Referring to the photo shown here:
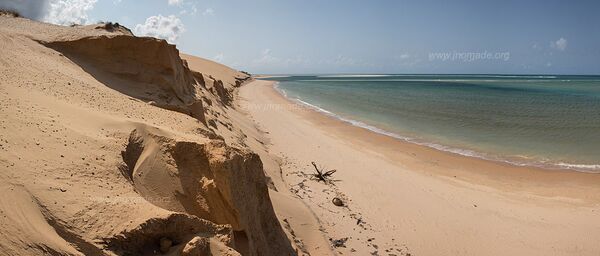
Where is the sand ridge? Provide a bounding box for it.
[0,15,302,255]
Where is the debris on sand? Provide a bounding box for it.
[330,237,348,248]
[332,197,344,207]
[311,161,336,183]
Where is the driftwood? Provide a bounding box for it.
[311,162,336,183]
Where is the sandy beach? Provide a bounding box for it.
[237,80,600,256]
[2,8,600,256]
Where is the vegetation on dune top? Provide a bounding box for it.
[0,9,20,17]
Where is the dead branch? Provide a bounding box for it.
[311,161,336,183]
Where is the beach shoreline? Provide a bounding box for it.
[238,79,600,255]
[270,77,600,174]
[257,79,600,202]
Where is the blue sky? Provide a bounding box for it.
[4,0,600,74]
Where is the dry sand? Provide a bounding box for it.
[0,15,306,255]
[237,80,600,256]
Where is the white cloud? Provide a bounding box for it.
[333,55,357,66]
[283,56,310,66]
[179,5,199,16]
[202,8,214,16]
[394,53,420,67]
[550,37,567,51]
[0,0,97,25]
[45,0,97,25]
[213,53,224,62]
[168,0,183,6]
[134,15,185,43]
[324,55,373,67]
[229,61,243,68]
[249,49,313,69]
[254,48,279,64]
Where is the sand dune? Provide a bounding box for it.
[0,15,301,255]
[45,35,200,105]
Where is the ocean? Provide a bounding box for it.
[261,75,600,172]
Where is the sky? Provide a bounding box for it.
[2,0,600,75]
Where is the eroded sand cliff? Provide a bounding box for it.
[0,14,295,255]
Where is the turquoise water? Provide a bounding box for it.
[261,75,600,172]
